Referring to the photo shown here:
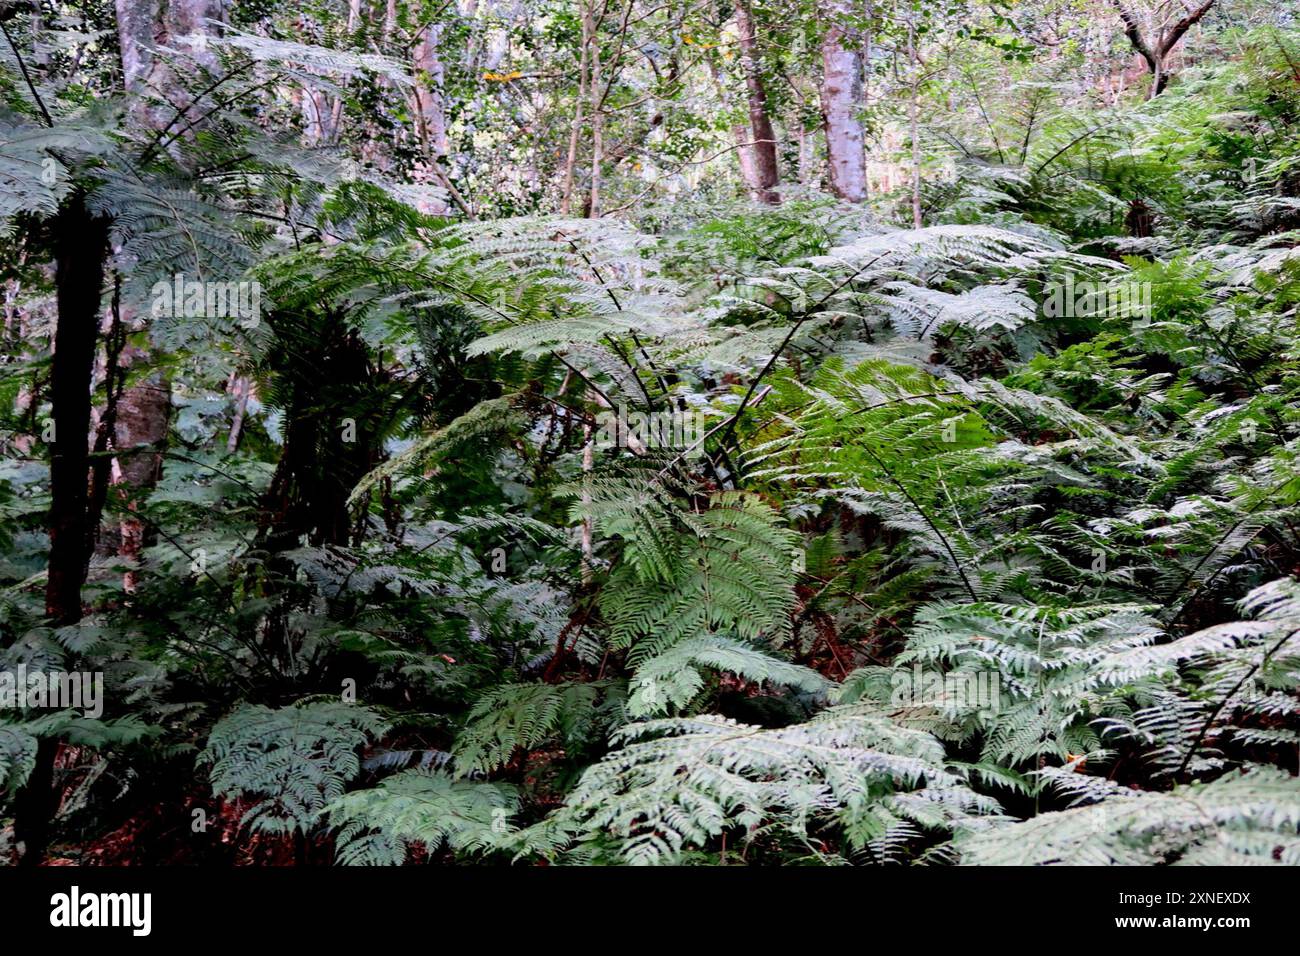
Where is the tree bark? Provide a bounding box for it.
[113,361,171,593]
[588,29,604,218]
[227,371,249,453]
[559,6,591,215]
[44,197,110,626]
[412,21,452,215]
[114,0,226,125]
[707,52,762,199]
[733,0,779,203]
[1112,0,1215,99]
[18,194,111,866]
[11,737,59,867]
[819,0,867,202]
[907,18,921,228]
[258,316,386,550]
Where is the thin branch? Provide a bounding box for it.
[1176,625,1298,777]
[713,253,889,464]
[1,21,52,126]
[859,442,980,604]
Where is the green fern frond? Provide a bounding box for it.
[203,700,390,836]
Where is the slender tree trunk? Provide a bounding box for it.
[411,22,452,215]
[114,360,171,593]
[908,19,921,228]
[362,0,399,170]
[560,10,590,216]
[327,0,366,138]
[587,17,604,218]
[707,56,762,198]
[733,0,779,203]
[227,372,249,453]
[796,123,812,184]
[413,21,452,211]
[11,735,59,866]
[300,0,361,143]
[580,423,594,585]
[819,0,867,202]
[44,197,110,624]
[17,195,110,866]
[301,89,337,145]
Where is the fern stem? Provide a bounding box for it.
[136,63,253,167]
[859,442,980,603]
[1176,625,1300,778]
[1161,473,1300,625]
[0,21,52,126]
[713,253,890,470]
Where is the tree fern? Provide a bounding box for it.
[0,724,36,798]
[324,770,517,865]
[203,700,390,836]
[957,765,1300,866]
[452,680,624,775]
[525,705,998,865]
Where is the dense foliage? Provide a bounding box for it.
[0,0,1297,866]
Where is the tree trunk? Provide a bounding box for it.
[11,736,59,867]
[587,16,604,218]
[733,0,779,203]
[227,372,250,452]
[560,4,591,215]
[413,22,452,215]
[707,55,762,200]
[113,360,171,593]
[44,197,110,625]
[1112,0,1215,99]
[907,19,922,228]
[1126,198,1154,237]
[18,194,111,866]
[114,0,226,125]
[258,316,386,550]
[819,0,867,202]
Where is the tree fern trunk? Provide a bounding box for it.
[44,194,110,624]
[20,193,110,865]
[12,738,59,868]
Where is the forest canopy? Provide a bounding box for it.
[0,0,1298,867]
